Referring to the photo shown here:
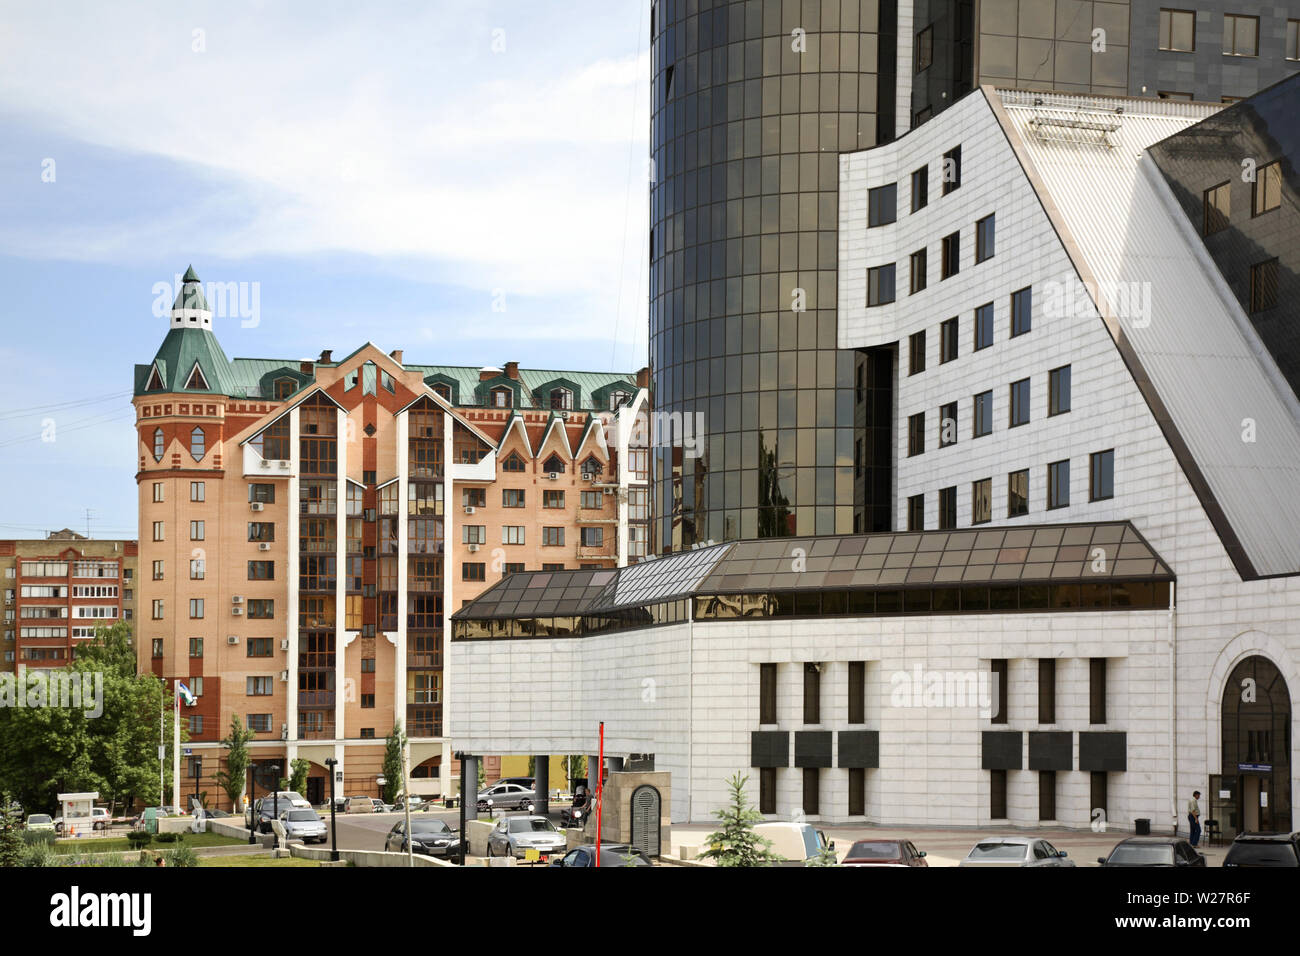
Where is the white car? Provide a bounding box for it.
[278,808,328,844]
[959,836,1075,867]
[486,815,566,861]
[752,822,835,865]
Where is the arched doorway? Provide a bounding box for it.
[1217,656,1292,837]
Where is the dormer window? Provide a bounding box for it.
[274,378,295,400]
[580,456,603,478]
[152,428,164,461]
[190,427,206,462]
[550,388,573,410]
[431,383,451,401]
[542,454,565,474]
[146,365,165,391]
[491,387,512,408]
[381,371,395,394]
[501,452,526,473]
[609,391,630,411]
[345,369,360,390]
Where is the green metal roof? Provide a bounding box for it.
[135,327,239,396]
[171,265,210,311]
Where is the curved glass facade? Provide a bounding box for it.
[650,0,896,551]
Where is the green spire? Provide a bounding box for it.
[182,264,200,283]
[172,265,210,311]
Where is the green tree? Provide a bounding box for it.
[214,716,255,811]
[381,721,406,804]
[698,773,779,867]
[562,754,586,787]
[288,758,310,798]
[0,795,24,868]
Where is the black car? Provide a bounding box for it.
[550,844,652,867]
[385,818,463,862]
[1097,836,1205,867]
[1223,831,1300,867]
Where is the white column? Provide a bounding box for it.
[441,407,454,743]
[286,406,301,745]
[396,412,409,730]
[335,406,348,742]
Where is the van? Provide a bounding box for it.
[752,822,835,865]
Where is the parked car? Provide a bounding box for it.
[1222,831,1300,867]
[494,777,535,789]
[265,791,311,810]
[486,815,566,861]
[842,838,928,867]
[278,808,328,844]
[343,796,374,814]
[25,814,54,832]
[476,783,536,812]
[1097,836,1205,867]
[960,837,1074,867]
[392,795,425,812]
[385,818,462,861]
[549,844,652,867]
[752,822,835,865]
[369,798,391,813]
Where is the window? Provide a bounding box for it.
[938,401,958,448]
[909,248,927,294]
[502,526,525,545]
[972,478,992,525]
[939,317,958,364]
[759,767,776,814]
[1009,378,1030,428]
[502,562,524,576]
[908,412,925,457]
[911,165,928,212]
[868,183,897,227]
[248,599,274,619]
[190,520,204,541]
[248,561,275,581]
[1008,469,1029,518]
[942,145,961,194]
[541,563,564,571]
[580,527,604,548]
[152,482,164,503]
[457,487,484,509]
[152,600,164,620]
[941,231,960,279]
[1010,287,1032,337]
[247,715,272,733]
[249,483,275,504]
[1089,450,1115,501]
[274,377,295,400]
[189,558,204,580]
[543,490,565,509]
[1039,772,1057,821]
[152,638,164,658]
[542,455,565,475]
[190,715,204,735]
[803,663,821,725]
[1048,365,1071,416]
[462,563,485,582]
[189,637,203,658]
[245,676,272,696]
[490,387,512,408]
[975,214,995,262]
[1203,181,1230,234]
[189,598,204,619]
[462,525,486,545]
[1223,13,1258,57]
[190,427,205,461]
[247,638,273,658]
[1289,19,1300,60]
[1038,658,1056,724]
[152,521,164,542]
[152,560,164,581]
[360,694,375,709]
[542,527,565,547]
[759,663,776,724]
[152,428,164,461]
[359,728,375,739]
[189,677,203,697]
[549,388,573,410]
[580,491,602,509]
[501,488,525,508]
[938,486,957,530]
[973,390,993,438]
[974,302,993,351]
[907,494,925,531]
[908,330,926,375]
[991,659,1008,724]
[248,522,275,542]
[990,769,1008,818]
[867,264,896,306]
[802,768,820,816]
[1158,8,1195,51]
[1090,658,1107,724]
[1250,258,1279,312]
[1252,161,1281,216]
[1048,459,1070,510]
[501,453,526,473]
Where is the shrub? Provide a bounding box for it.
[154,832,181,844]
[165,844,198,868]
[127,832,152,849]
[20,841,54,867]
[21,830,56,846]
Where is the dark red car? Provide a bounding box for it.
[842,839,928,867]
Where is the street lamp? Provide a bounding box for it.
[267,763,281,847]
[324,757,339,862]
[376,774,386,805]
[247,767,258,845]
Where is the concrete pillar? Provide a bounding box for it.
[534,756,549,816]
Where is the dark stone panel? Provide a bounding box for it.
[1028,731,1074,771]
[1079,731,1127,772]
[981,730,1023,770]
[794,730,833,768]
[837,729,880,768]
[750,730,789,768]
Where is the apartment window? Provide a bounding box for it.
[868,183,897,227]
[911,165,928,212]
[908,330,926,375]
[188,598,204,619]
[462,525,486,545]
[248,599,274,619]
[973,390,992,438]
[502,563,525,577]
[152,638,164,658]
[759,663,777,724]
[455,487,483,509]
[579,491,603,509]
[938,401,958,448]
[1048,459,1070,510]
[867,264,896,306]
[915,24,933,71]
[247,561,275,581]
[990,769,1008,818]
[361,694,375,709]
[1039,771,1057,821]
[190,481,205,502]
[190,427,205,461]
[1010,287,1032,337]
[502,488,525,508]
[152,521,164,542]
[972,478,992,525]
[247,676,273,696]
[907,494,925,531]
[248,715,272,733]
[1090,658,1108,724]
[152,560,163,581]
[502,526,525,545]
[152,482,164,503]
[152,600,164,620]
[189,558,204,581]
[942,145,961,194]
[249,483,275,504]
[542,527,565,546]
[1038,659,1056,724]
[1158,8,1195,51]
[1007,469,1030,518]
[247,638,273,658]
[1252,161,1281,216]
[975,213,995,262]
[189,637,203,658]
[848,661,865,724]
[974,302,993,351]
[1288,20,1300,60]
[1203,181,1230,234]
[1090,449,1115,502]
[941,231,960,279]
[541,563,564,571]
[462,563,485,582]
[909,248,927,294]
[190,520,204,541]
[543,490,565,509]
[501,453,526,473]
[803,663,821,724]
[1048,365,1071,416]
[580,527,603,548]
[490,387,512,408]
[248,522,275,542]
[152,428,164,461]
[190,677,203,697]
[1250,258,1279,312]
[908,412,926,457]
[939,317,958,364]
[1009,378,1030,428]
[1223,13,1258,57]
[190,715,204,735]
[361,657,375,673]
[938,486,957,530]
[759,767,776,814]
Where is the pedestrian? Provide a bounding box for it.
[1187,790,1202,847]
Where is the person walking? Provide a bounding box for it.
[1187,790,1202,847]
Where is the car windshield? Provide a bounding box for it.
[412,820,451,834]
[968,842,1026,860]
[510,818,556,833]
[846,841,903,859]
[286,811,317,822]
[28,815,51,824]
[1226,842,1298,866]
[1109,844,1174,865]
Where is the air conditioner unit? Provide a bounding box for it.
[281,724,289,740]
[227,635,239,645]
[279,639,289,651]
[231,607,244,616]
[232,595,245,604]
[548,472,559,480]
[258,542,272,552]
[603,487,615,496]
[278,460,291,470]
[464,506,476,515]
[250,502,265,512]
[467,544,480,553]
[259,460,271,469]
[586,473,597,482]
[280,670,289,682]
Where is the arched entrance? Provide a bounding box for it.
[1217,656,1292,838]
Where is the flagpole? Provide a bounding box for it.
[172,682,181,811]
[159,687,164,805]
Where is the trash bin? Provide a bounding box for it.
[1135,818,1151,835]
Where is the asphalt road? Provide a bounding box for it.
[331,808,465,851]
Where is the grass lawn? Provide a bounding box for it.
[52,831,247,854]
[198,854,324,867]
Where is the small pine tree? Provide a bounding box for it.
[214,716,255,811]
[0,796,23,868]
[698,773,779,867]
[805,841,838,866]
[381,722,406,804]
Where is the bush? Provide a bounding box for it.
[21,830,56,846]
[154,832,181,844]
[126,832,151,849]
[20,841,54,867]
[165,845,198,868]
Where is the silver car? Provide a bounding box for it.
[959,836,1075,867]
[278,808,328,844]
[476,783,536,812]
[486,815,566,861]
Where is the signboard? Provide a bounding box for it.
[524,848,540,862]
[1237,763,1271,772]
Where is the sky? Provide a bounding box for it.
[0,0,651,540]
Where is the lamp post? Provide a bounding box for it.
[247,767,257,845]
[268,763,281,848]
[324,757,339,862]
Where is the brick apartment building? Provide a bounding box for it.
[135,268,651,806]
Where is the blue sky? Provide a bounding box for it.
[0,1,650,539]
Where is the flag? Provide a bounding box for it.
[176,681,197,706]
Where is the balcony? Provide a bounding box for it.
[407,650,441,669]
[297,713,335,740]
[406,704,440,739]
[298,691,335,709]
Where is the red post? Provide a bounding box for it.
[595,721,604,867]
